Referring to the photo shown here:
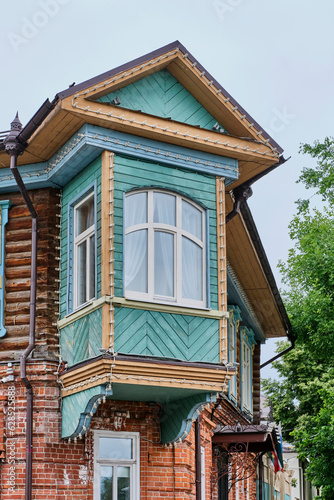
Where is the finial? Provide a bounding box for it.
[4,112,24,156]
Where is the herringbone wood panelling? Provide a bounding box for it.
[98,69,226,132]
[60,309,102,366]
[114,307,219,363]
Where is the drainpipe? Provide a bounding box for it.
[5,114,37,500]
[195,416,202,500]
[258,451,266,500]
[260,333,295,369]
[226,155,289,223]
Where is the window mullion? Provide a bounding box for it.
[176,197,182,303]
[147,192,154,299]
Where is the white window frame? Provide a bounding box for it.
[228,309,238,403]
[240,327,256,415]
[73,192,96,309]
[93,430,140,500]
[124,189,206,308]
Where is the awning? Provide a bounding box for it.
[212,423,283,462]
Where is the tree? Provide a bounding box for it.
[263,137,334,498]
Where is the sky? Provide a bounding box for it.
[1,0,332,379]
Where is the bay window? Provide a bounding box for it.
[124,190,206,308]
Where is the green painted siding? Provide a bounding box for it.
[60,157,102,318]
[114,307,219,363]
[98,69,227,132]
[113,154,218,309]
[60,309,102,366]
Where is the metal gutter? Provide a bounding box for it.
[240,201,291,335]
[239,201,296,366]
[18,97,58,144]
[4,114,37,500]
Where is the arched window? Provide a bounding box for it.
[124,190,206,308]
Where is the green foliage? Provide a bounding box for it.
[298,137,334,207]
[263,137,334,498]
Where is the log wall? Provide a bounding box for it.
[0,188,61,361]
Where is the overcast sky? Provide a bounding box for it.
[1,0,332,379]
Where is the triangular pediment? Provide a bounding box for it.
[95,69,227,133]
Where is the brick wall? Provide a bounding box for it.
[0,361,259,500]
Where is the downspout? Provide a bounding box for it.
[226,155,289,223]
[195,416,202,500]
[5,114,37,500]
[260,333,295,369]
[258,451,266,500]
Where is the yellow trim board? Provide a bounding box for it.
[58,295,112,329]
[60,357,235,397]
[113,297,229,319]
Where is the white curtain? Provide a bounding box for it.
[182,236,202,300]
[124,230,147,293]
[182,200,202,240]
[153,192,175,225]
[154,231,174,296]
[125,192,147,227]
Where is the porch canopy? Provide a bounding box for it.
[212,424,283,462]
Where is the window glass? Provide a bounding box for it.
[182,200,202,240]
[76,194,94,236]
[95,432,138,500]
[99,437,133,460]
[89,234,96,299]
[154,231,174,297]
[117,467,130,500]
[125,230,147,293]
[153,192,176,225]
[125,193,147,228]
[125,190,205,307]
[77,241,87,305]
[100,466,114,499]
[182,237,203,301]
[72,190,96,310]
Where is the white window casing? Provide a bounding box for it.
[124,190,206,308]
[73,192,96,309]
[93,430,140,500]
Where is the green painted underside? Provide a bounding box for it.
[114,307,219,363]
[98,69,226,132]
[61,382,216,442]
[60,308,102,366]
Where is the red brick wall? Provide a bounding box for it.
[0,361,259,500]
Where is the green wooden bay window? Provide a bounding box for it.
[124,189,207,309]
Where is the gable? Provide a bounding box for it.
[97,69,227,132]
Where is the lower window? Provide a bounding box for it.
[94,431,140,500]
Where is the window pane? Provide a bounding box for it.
[76,194,94,236]
[125,230,147,293]
[100,466,113,500]
[182,200,202,240]
[153,192,176,226]
[99,437,133,459]
[154,231,174,297]
[125,193,147,227]
[77,241,87,305]
[118,467,130,500]
[89,234,96,300]
[182,237,203,301]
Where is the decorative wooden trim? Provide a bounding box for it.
[61,99,277,163]
[58,295,111,329]
[101,151,115,350]
[216,177,228,363]
[60,357,235,397]
[112,296,228,319]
